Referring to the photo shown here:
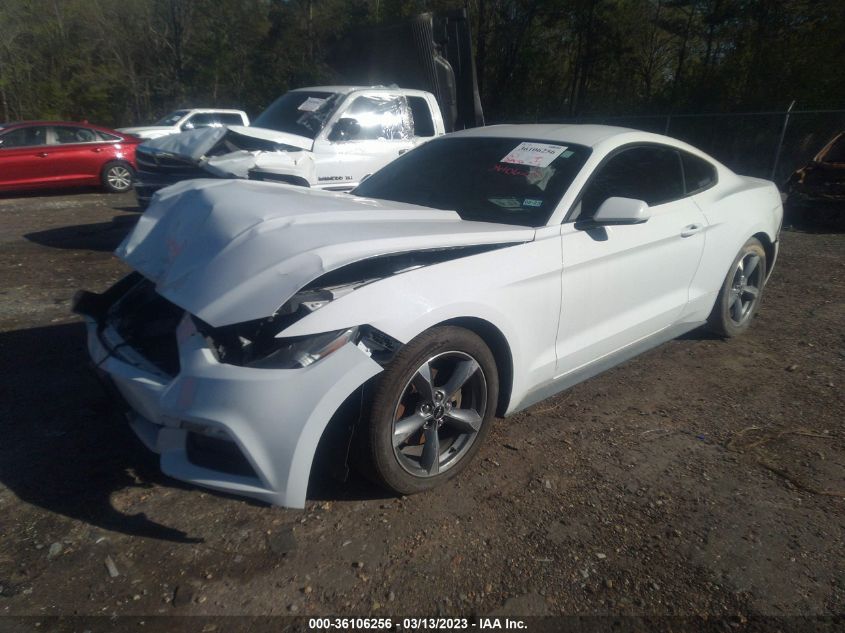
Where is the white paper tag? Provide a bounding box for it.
[500,142,568,167]
[297,97,327,112]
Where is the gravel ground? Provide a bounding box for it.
[0,190,842,623]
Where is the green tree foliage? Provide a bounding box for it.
[0,0,842,127]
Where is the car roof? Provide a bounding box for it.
[291,85,431,97]
[448,123,679,149]
[183,108,247,114]
[0,120,134,136]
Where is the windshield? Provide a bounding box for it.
[253,91,341,139]
[155,110,190,126]
[353,137,591,227]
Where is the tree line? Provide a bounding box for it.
[1,0,842,128]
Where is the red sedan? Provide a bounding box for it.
[0,121,140,194]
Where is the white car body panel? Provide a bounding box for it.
[80,124,783,508]
[556,197,707,372]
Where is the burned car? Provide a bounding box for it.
[134,86,445,208]
[786,131,845,223]
[75,125,783,508]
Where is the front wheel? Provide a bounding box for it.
[707,237,767,337]
[102,161,134,193]
[359,326,498,495]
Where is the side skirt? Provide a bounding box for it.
[510,320,706,415]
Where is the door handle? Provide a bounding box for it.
[37,152,49,158]
[680,223,703,237]
[92,147,103,153]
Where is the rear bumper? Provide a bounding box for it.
[78,294,382,508]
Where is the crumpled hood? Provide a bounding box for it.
[117,179,535,327]
[139,126,313,162]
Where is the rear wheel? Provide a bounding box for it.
[707,237,767,337]
[360,326,498,495]
[102,161,134,193]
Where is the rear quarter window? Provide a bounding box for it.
[681,151,717,194]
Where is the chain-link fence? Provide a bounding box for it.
[524,108,845,188]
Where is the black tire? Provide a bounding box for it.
[707,237,767,338]
[359,326,498,495]
[101,161,135,193]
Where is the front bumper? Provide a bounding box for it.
[80,299,382,508]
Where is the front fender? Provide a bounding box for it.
[280,239,564,413]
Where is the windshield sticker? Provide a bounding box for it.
[500,142,568,167]
[561,150,574,158]
[489,197,523,208]
[297,97,327,112]
[523,198,543,207]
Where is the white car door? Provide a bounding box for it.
[556,145,707,374]
[311,92,416,188]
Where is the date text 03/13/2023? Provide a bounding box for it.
[306,617,528,630]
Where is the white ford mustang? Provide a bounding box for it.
[74,124,783,508]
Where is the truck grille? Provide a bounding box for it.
[107,278,183,376]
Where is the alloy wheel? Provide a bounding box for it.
[107,165,133,191]
[391,351,487,477]
[728,251,763,325]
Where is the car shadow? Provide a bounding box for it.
[0,186,105,199]
[783,202,845,233]
[678,326,724,341]
[0,321,202,543]
[307,469,393,504]
[24,215,140,252]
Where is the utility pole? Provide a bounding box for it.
[771,100,796,182]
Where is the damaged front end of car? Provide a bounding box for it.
[74,236,519,507]
[72,271,387,508]
[135,125,319,208]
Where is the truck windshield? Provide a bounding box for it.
[253,91,341,140]
[353,137,591,227]
[155,110,190,126]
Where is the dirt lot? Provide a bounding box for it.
[0,190,842,624]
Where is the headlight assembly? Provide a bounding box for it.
[247,327,359,369]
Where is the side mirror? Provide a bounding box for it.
[329,117,361,142]
[592,197,650,225]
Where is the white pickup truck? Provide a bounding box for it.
[134,86,446,207]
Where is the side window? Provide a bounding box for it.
[579,146,684,219]
[182,113,217,130]
[681,151,717,194]
[408,96,435,137]
[96,130,122,142]
[1,126,48,148]
[332,95,411,141]
[216,112,245,126]
[52,126,98,144]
